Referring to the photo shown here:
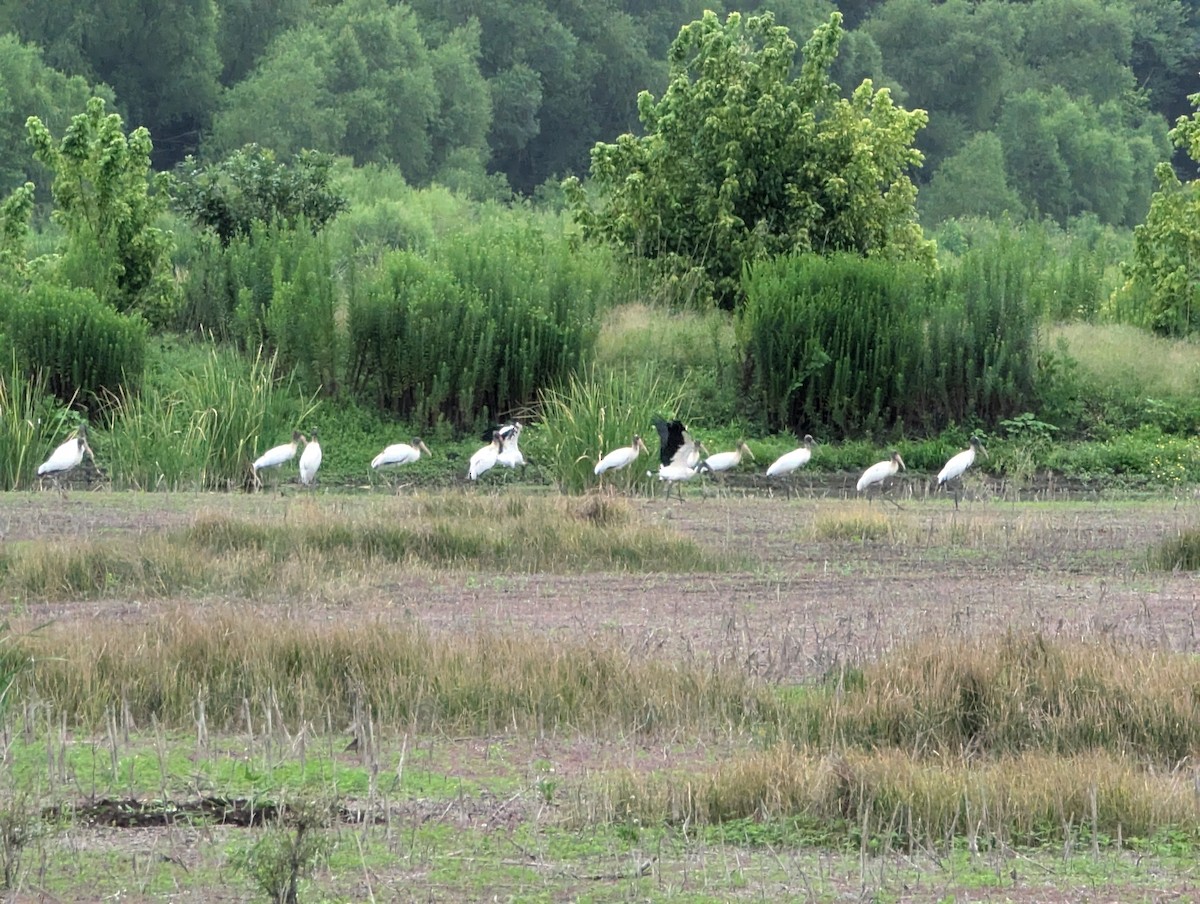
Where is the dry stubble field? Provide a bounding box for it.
[0,482,1198,902]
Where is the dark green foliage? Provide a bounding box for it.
[347,221,613,431]
[174,145,347,246]
[742,247,1040,437]
[0,282,145,410]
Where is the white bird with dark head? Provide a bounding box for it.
[495,422,525,470]
[937,436,987,508]
[594,434,648,477]
[253,430,304,474]
[651,417,705,501]
[299,426,322,486]
[38,424,96,490]
[701,441,754,481]
[372,438,431,471]
[857,451,905,498]
[468,434,502,480]
[767,435,816,477]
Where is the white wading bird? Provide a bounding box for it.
[700,440,755,484]
[594,434,648,478]
[299,426,322,486]
[468,434,502,480]
[651,418,706,501]
[765,434,817,497]
[371,438,431,490]
[936,436,988,509]
[251,430,305,490]
[495,422,525,470]
[857,451,906,504]
[38,424,96,491]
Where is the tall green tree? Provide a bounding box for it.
[1128,92,1200,336]
[0,35,112,196]
[565,11,932,307]
[27,97,175,326]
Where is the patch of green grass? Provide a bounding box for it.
[1147,527,1200,572]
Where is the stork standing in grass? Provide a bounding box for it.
[468,434,502,480]
[495,422,525,470]
[766,434,816,496]
[700,441,754,488]
[594,434,648,489]
[651,417,705,501]
[38,424,96,492]
[937,436,988,509]
[371,438,431,490]
[299,426,322,486]
[857,451,905,504]
[252,430,305,490]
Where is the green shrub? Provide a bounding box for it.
[0,281,146,410]
[347,220,616,432]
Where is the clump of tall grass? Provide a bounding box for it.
[1148,528,1200,572]
[102,343,318,490]
[811,510,904,543]
[770,632,1200,765]
[581,746,1199,849]
[2,495,743,600]
[538,365,687,494]
[0,356,76,490]
[14,610,762,734]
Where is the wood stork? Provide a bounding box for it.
[766,434,816,497]
[468,435,502,480]
[252,430,305,482]
[651,418,704,501]
[594,435,648,476]
[700,440,755,486]
[767,435,816,477]
[937,436,988,509]
[372,438,431,490]
[299,426,322,486]
[857,451,905,503]
[37,424,96,491]
[495,422,525,470]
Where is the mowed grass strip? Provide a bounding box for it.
[582,745,1200,848]
[2,494,743,600]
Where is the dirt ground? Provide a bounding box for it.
[2,488,1199,902]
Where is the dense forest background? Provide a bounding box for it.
[0,0,1196,220]
[2,0,1200,492]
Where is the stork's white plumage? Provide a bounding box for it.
[253,430,305,474]
[495,422,525,469]
[468,435,502,480]
[857,451,905,494]
[767,435,816,477]
[652,418,703,500]
[702,441,754,477]
[937,436,987,508]
[37,425,95,487]
[299,426,322,486]
[372,438,431,470]
[594,435,648,475]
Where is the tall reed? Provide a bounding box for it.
[0,356,76,490]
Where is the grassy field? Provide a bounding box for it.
[0,484,1198,901]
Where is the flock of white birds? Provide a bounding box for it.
[35,418,988,504]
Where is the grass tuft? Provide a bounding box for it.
[1148,527,1200,572]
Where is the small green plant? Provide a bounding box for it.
[231,799,331,904]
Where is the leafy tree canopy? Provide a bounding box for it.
[175,145,348,246]
[1129,92,1200,336]
[564,11,932,307]
[25,97,175,326]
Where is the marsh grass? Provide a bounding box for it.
[102,344,318,490]
[16,611,763,734]
[811,510,907,543]
[1148,527,1200,572]
[537,366,689,494]
[0,357,76,491]
[2,495,742,600]
[583,746,1199,848]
